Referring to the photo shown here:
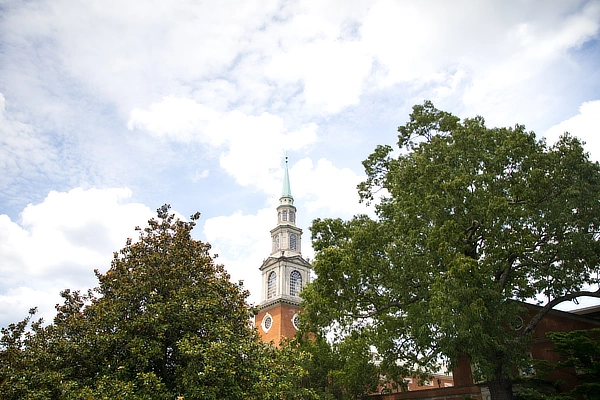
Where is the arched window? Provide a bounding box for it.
[282,211,288,221]
[289,233,297,250]
[267,271,277,299]
[289,211,295,222]
[290,270,302,296]
[274,235,280,250]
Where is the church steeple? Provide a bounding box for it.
[255,157,312,344]
[281,156,292,199]
[273,157,300,256]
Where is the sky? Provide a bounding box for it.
[1,0,600,329]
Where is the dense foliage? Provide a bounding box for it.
[302,102,600,400]
[547,328,600,399]
[284,333,381,399]
[516,328,600,400]
[0,205,312,399]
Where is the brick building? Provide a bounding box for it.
[368,303,600,400]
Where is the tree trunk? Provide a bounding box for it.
[487,374,513,400]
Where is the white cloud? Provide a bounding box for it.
[292,157,367,217]
[458,1,600,126]
[267,40,372,113]
[0,93,58,194]
[203,208,274,305]
[127,96,220,142]
[192,169,210,182]
[128,97,319,191]
[544,100,600,161]
[6,0,599,133]
[361,0,441,84]
[0,188,154,327]
[529,2,600,59]
[263,1,600,124]
[0,287,63,328]
[361,0,600,84]
[211,111,318,190]
[3,0,281,114]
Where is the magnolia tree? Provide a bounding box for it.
[301,102,600,400]
[0,206,313,399]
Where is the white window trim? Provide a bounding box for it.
[262,313,273,333]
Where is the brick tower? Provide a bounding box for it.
[255,157,311,345]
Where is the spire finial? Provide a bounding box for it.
[282,155,292,198]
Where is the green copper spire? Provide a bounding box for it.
[281,156,292,198]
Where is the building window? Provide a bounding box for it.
[290,270,302,296]
[513,316,524,330]
[262,313,273,333]
[267,272,277,299]
[289,211,295,222]
[282,211,287,221]
[289,233,297,250]
[520,353,535,377]
[274,235,279,250]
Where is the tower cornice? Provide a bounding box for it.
[270,224,302,234]
[259,255,311,271]
[258,296,302,311]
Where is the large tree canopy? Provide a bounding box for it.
[302,102,600,400]
[0,205,312,400]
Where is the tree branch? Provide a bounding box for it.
[517,288,600,340]
[498,253,518,288]
[345,295,421,319]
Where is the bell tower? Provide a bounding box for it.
[255,157,311,344]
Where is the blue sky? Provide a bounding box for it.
[1,0,600,328]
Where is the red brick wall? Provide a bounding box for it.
[525,307,600,392]
[367,385,483,400]
[450,306,600,392]
[255,302,300,346]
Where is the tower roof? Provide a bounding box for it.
[281,156,292,198]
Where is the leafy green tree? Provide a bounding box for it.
[515,328,600,400]
[548,328,600,399]
[302,102,600,400]
[0,205,311,399]
[283,332,380,399]
[328,332,381,398]
[285,335,342,399]
[0,308,66,399]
